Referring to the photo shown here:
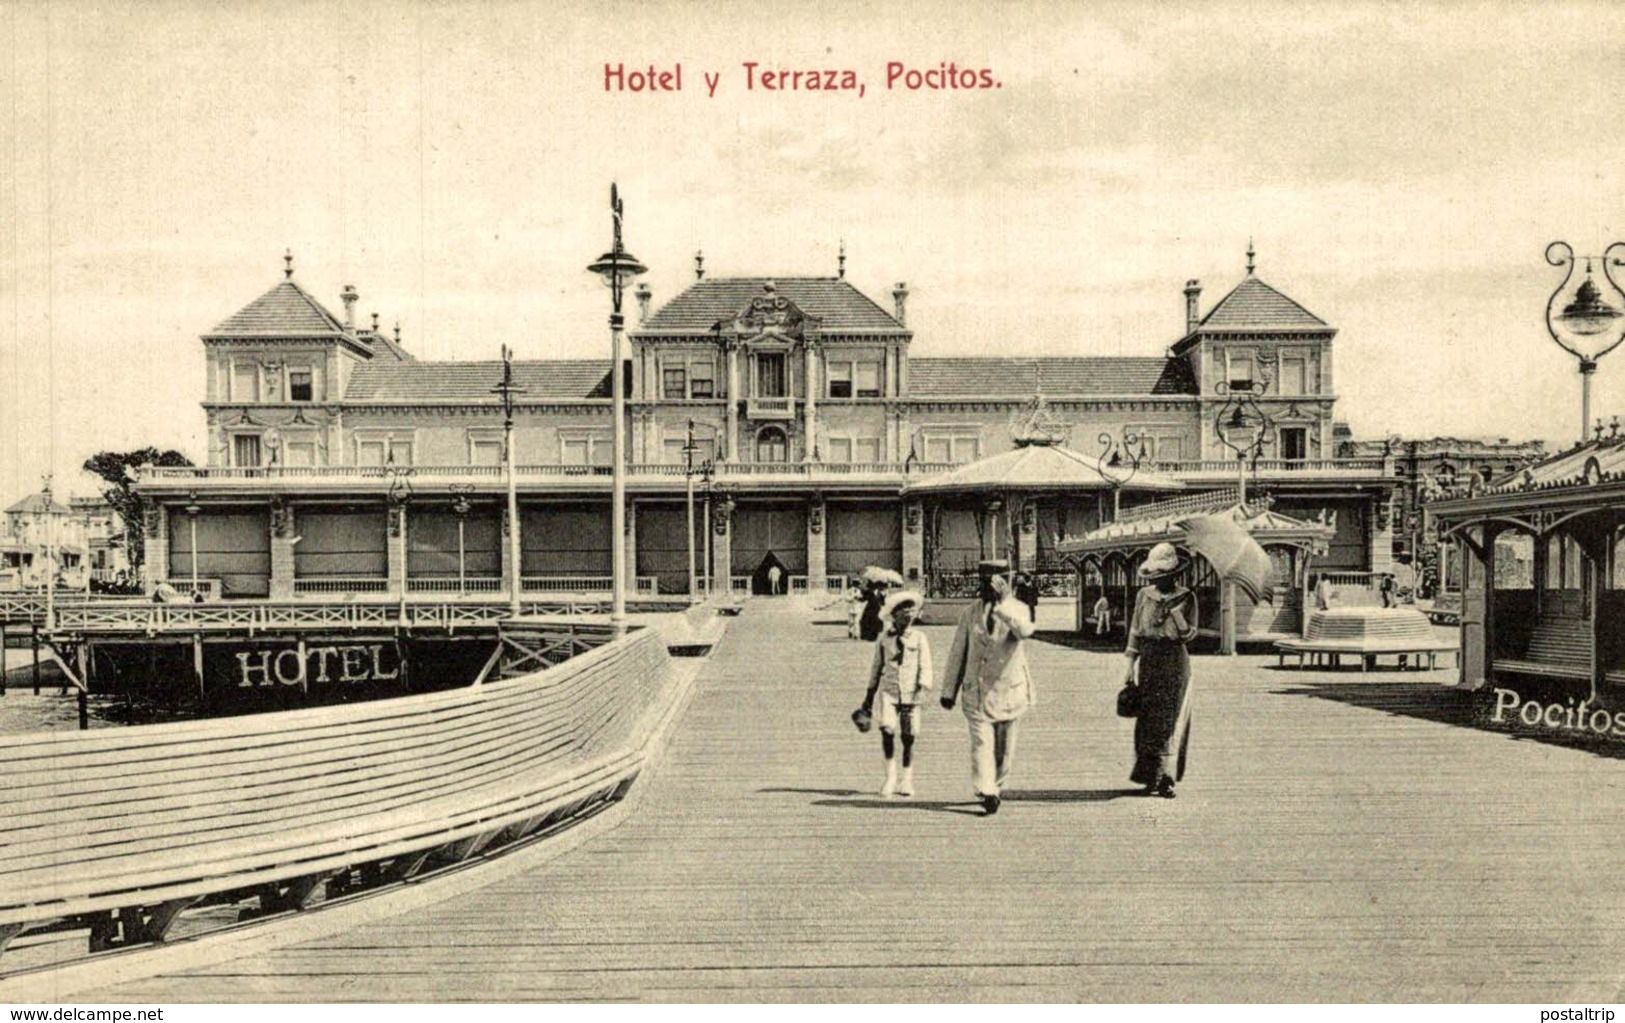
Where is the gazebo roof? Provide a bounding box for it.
[1056,497,1336,557]
[905,442,1185,496]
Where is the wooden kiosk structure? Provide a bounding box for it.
[1055,487,1335,653]
[1430,431,1625,697]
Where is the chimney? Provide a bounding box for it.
[340,284,359,328]
[635,282,652,324]
[1183,279,1201,333]
[892,282,909,326]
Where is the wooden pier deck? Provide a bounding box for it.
[76,601,1625,1002]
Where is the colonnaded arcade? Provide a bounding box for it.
[135,246,1401,602]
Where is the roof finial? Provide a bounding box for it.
[838,239,846,280]
[371,312,380,333]
[394,321,402,343]
[694,248,705,281]
[283,248,294,280]
[1246,238,1256,276]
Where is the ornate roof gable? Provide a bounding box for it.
[721,281,822,340]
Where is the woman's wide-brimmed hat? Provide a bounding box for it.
[976,559,1011,576]
[881,590,926,617]
[1137,542,1185,580]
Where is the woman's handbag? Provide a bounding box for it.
[1116,682,1143,718]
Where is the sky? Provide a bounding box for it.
[3,0,1625,504]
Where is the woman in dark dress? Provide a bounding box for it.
[858,581,887,641]
[1121,542,1200,798]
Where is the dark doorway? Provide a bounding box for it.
[752,551,790,596]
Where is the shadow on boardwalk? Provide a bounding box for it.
[1277,680,1625,761]
[761,786,1145,816]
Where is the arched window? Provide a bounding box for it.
[1435,463,1456,488]
[756,426,788,463]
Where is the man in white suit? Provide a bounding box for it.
[940,559,1036,816]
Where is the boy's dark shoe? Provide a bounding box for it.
[981,794,1000,816]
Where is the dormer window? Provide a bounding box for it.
[288,368,314,402]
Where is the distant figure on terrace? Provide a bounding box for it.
[767,564,783,596]
[1121,543,1199,799]
[1093,594,1113,635]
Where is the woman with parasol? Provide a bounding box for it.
[1121,542,1199,798]
[857,566,902,641]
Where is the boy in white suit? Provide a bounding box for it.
[859,591,933,797]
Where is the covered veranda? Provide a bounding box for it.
[1432,434,1625,697]
[905,435,1183,598]
[1055,488,1335,653]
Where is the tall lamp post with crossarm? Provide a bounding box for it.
[1545,242,1625,446]
[492,346,526,616]
[587,184,648,628]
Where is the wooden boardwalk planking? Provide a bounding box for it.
[81,602,1625,1002]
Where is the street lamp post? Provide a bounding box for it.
[587,184,649,629]
[1545,242,1625,446]
[491,346,527,616]
[682,420,701,604]
[183,491,201,602]
[1212,377,1274,657]
[700,461,714,596]
[1096,430,1148,524]
[42,475,56,629]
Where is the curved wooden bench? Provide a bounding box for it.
[1275,608,1458,671]
[0,626,674,962]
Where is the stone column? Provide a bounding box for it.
[806,494,827,593]
[712,499,734,596]
[1369,490,1395,577]
[803,341,819,461]
[902,500,925,588]
[724,339,740,460]
[144,504,169,594]
[1015,497,1038,573]
[387,502,408,599]
[269,502,296,600]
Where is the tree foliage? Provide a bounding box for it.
[82,448,194,571]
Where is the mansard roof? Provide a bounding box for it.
[206,280,351,338]
[639,277,906,334]
[344,359,611,402]
[909,357,1197,397]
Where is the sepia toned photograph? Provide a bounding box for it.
[1,0,1624,1007]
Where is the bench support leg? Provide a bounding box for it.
[140,897,202,943]
[386,851,433,883]
[0,922,25,964]
[279,873,328,912]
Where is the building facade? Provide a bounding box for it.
[0,492,123,589]
[1339,434,1547,594]
[136,251,1399,599]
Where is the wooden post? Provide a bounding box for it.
[30,622,40,694]
[0,621,7,696]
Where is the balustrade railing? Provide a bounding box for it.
[140,456,1387,486]
[406,577,504,594]
[293,576,390,595]
[520,575,658,594]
